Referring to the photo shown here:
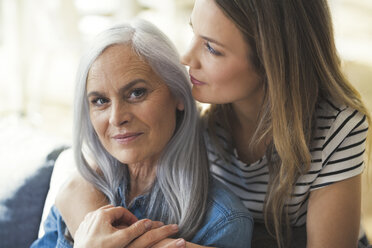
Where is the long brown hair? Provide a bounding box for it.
[206,0,370,246]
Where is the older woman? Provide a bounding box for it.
[31,20,253,248]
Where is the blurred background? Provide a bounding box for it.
[0,0,371,240]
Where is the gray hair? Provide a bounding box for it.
[73,19,209,240]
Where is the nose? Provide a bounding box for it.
[181,38,200,69]
[109,102,131,127]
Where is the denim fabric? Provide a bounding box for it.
[30,204,73,248]
[31,179,253,248]
[190,180,253,247]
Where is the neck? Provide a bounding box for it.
[229,87,270,164]
[232,103,259,129]
[231,88,265,129]
[127,161,157,203]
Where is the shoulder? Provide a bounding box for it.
[313,100,368,155]
[315,100,368,137]
[190,179,253,248]
[307,100,368,190]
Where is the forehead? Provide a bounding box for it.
[192,0,237,34]
[192,0,248,53]
[87,45,159,85]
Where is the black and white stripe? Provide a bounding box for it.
[205,100,368,226]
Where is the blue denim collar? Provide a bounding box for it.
[117,185,149,220]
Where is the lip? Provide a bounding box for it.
[112,132,143,144]
[190,74,207,86]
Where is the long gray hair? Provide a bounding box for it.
[73,19,210,240]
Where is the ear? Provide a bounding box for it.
[176,100,185,111]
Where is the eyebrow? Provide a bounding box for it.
[200,35,225,48]
[189,19,225,48]
[87,79,148,98]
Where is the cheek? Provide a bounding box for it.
[204,56,237,81]
[214,59,256,88]
[90,111,108,139]
[148,106,177,145]
[207,63,238,90]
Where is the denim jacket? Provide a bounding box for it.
[31,179,253,248]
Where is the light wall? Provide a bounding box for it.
[0,0,194,139]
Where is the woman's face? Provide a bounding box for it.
[87,45,183,166]
[181,0,263,105]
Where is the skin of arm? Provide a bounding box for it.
[55,171,108,237]
[306,174,361,248]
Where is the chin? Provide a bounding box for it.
[192,89,225,105]
[192,90,207,103]
[112,153,138,165]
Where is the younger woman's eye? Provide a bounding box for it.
[205,42,222,56]
[128,88,147,100]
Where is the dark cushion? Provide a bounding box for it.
[0,146,68,248]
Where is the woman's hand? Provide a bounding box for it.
[152,239,213,248]
[74,205,147,248]
[127,231,186,248]
[74,205,184,248]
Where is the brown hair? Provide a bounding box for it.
[205,0,370,246]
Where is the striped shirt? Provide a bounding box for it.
[205,100,368,226]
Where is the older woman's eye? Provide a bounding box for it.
[91,97,108,106]
[128,88,147,100]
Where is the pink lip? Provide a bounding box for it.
[113,132,143,144]
[190,75,207,86]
